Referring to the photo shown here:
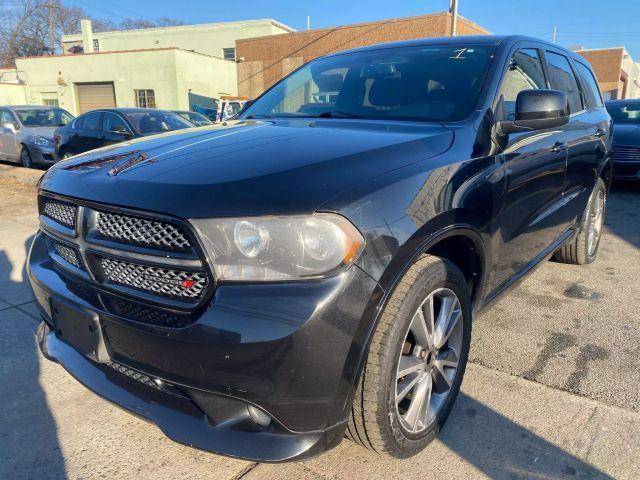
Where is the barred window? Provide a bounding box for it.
[135,89,156,108]
[223,47,236,61]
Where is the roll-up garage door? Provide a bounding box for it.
[76,82,116,113]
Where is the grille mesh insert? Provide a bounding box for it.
[96,211,192,252]
[42,199,77,229]
[100,257,207,300]
[107,361,161,390]
[50,239,84,270]
[103,297,193,328]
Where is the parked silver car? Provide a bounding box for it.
[0,106,74,168]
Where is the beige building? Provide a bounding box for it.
[1,18,294,115]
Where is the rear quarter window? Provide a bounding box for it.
[574,61,604,108]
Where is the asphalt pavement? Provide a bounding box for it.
[0,175,638,479]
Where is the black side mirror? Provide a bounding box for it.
[498,89,569,135]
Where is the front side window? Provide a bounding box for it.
[606,101,640,124]
[574,61,603,108]
[545,51,583,115]
[13,108,73,127]
[103,112,130,133]
[496,48,546,121]
[241,44,497,123]
[135,89,156,108]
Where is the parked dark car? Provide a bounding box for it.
[54,108,193,158]
[0,106,74,167]
[29,36,611,462]
[173,110,213,126]
[606,99,640,180]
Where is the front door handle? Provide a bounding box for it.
[594,128,606,138]
[551,141,568,153]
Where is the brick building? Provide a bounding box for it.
[236,12,489,98]
[574,47,640,100]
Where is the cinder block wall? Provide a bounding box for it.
[236,13,489,98]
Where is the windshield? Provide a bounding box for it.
[179,112,212,126]
[241,44,496,123]
[606,102,640,124]
[15,108,74,127]
[124,111,193,134]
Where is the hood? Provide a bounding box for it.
[40,119,453,219]
[22,126,57,139]
[612,123,640,146]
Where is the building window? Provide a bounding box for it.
[93,39,100,52]
[41,92,59,107]
[223,47,236,61]
[135,89,156,108]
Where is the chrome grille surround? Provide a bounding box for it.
[100,257,208,300]
[612,145,640,162]
[96,210,191,252]
[41,198,77,228]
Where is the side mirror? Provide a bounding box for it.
[498,89,569,135]
[1,122,16,133]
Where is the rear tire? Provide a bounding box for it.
[554,178,606,265]
[20,145,32,168]
[347,255,471,458]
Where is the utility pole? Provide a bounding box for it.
[552,25,557,43]
[48,0,55,55]
[450,0,459,37]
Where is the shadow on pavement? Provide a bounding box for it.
[0,236,67,479]
[439,392,613,480]
[606,181,640,249]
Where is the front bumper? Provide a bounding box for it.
[28,230,382,461]
[29,144,58,164]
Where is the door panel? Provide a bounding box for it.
[0,110,19,161]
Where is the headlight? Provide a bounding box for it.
[33,135,52,147]
[191,213,365,281]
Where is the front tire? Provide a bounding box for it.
[554,178,606,265]
[347,255,471,458]
[20,145,33,168]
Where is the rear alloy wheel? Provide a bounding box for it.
[20,146,33,168]
[554,178,606,265]
[347,255,471,458]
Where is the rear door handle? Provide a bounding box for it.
[594,128,606,138]
[551,141,568,153]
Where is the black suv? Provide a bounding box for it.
[54,108,193,158]
[29,36,611,462]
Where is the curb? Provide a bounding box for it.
[0,164,43,188]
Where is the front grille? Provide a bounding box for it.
[613,163,640,177]
[612,145,640,163]
[106,361,162,390]
[96,211,192,252]
[100,257,208,301]
[41,198,77,229]
[50,239,84,270]
[103,296,193,328]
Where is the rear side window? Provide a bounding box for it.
[496,48,546,121]
[574,61,604,108]
[82,112,102,131]
[545,51,583,114]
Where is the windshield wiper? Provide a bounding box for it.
[316,111,363,119]
[245,114,273,119]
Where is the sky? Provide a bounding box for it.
[66,0,640,58]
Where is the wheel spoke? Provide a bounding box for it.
[434,348,459,390]
[397,355,424,380]
[418,374,433,428]
[402,373,430,430]
[396,373,421,404]
[434,295,462,349]
[410,301,433,350]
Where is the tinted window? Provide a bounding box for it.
[496,48,546,121]
[82,112,102,131]
[123,111,192,134]
[574,61,603,108]
[73,116,84,129]
[103,112,130,133]
[606,101,640,124]
[0,110,13,126]
[545,52,583,114]
[242,44,497,122]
